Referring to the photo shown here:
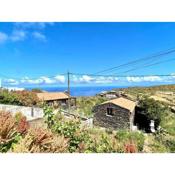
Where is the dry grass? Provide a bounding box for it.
[0,111,17,143]
[12,128,69,153]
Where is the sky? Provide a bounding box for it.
[0,22,175,87]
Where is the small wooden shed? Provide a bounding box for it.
[93,97,137,130]
[37,92,76,107]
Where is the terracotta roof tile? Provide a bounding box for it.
[37,92,69,101]
[102,97,136,112]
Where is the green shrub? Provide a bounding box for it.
[43,105,57,128]
[150,141,168,153]
[0,89,41,107]
[115,130,129,142]
[44,105,90,152]
[129,132,145,152]
[43,106,145,153]
[0,89,21,106]
[115,130,145,152]
[139,97,166,127]
[165,139,175,152]
[84,132,120,153]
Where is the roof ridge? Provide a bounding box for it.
[102,97,136,112]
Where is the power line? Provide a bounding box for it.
[94,47,175,75]
[114,57,175,75]
[69,72,175,78]
[1,47,175,82]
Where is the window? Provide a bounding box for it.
[107,107,114,116]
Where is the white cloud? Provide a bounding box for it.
[95,76,119,84]
[10,30,26,41]
[40,76,56,84]
[32,32,46,41]
[3,79,19,85]
[14,22,54,30]
[79,75,95,83]
[20,77,43,84]
[127,75,163,83]
[0,32,8,43]
[0,23,54,44]
[71,75,119,84]
[54,75,66,83]
[3,73,175,86]
[5,75,66,86]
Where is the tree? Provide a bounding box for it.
[139,97,166,127]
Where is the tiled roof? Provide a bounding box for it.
[37,92,69,101]
[102,97,136,112]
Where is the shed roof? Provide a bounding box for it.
[102,97,136,112]
[37,92,70,101]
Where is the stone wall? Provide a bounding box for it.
[0,104,43,120]
[93,103,134,130]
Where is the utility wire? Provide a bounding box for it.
[114,57,175,75]
[94,47,175,75]
[69,56,175,77]
[69,72,175,78]
[1,47,175,81]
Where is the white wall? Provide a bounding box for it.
[0,104,43,120]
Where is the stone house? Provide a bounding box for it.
[37,92,76,108]
[93,97,137,130]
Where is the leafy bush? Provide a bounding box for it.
[0,89,22,105]
[115,130,130,142]
[43,105,56,128]
[53,118,90,152]
[77,96,106,117]
[14,90,40,107]
[89,133,117,153]
[139,97,166,127]
[43,106,146,153]
[0,89,41,107]
[149,141,168,153]
[165,139,175,152]
[130,132,145,152]
[44,105,86,152]
[115,130,145,152]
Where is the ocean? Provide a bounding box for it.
[26,86,126,97]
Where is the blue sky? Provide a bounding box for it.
[0,22,175,87]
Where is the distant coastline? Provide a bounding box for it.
[26,86,126,97]
[4,83,175,97]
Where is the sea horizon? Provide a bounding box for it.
[26,85,127,97]
[4,83,175,97]
[25,83,174,97]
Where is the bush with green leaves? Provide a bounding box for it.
[85,133,118,153]
[0,89,22,106]
[139,97,166,127]
[43,105,90,152]
[0,89,41,107]
[115,130,145,152]
[76,96,106,117]
[43,105,56,128]
[164,139,175,152]
[43,106,125,153]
